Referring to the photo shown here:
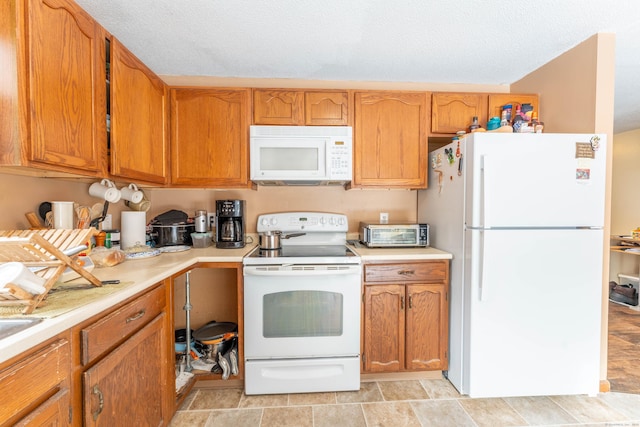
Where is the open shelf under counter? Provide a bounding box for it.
[610,235,640,255]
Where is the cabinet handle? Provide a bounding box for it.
[398,270,414,276]
[400,296,405,310]
[126,309,146,323]
[92,385,104,421]
[409,295,413,309]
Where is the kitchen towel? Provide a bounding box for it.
[121,211,146,250]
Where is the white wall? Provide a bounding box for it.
[609,129,640,283]
[611,128,640,234]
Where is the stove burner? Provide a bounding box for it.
[250,245,356,259]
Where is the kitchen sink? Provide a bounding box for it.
[0,318,42,340]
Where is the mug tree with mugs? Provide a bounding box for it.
[89,179,144,205]
[88,179,149,229]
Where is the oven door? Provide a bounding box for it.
[243,264,361,359]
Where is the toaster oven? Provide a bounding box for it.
[359,222,429,248]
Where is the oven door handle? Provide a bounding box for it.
[243,266,361,276]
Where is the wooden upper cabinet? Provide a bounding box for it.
[304,91,349,125]
[253,89,303,125]
[109,38,168,184]
[431,93,488,135]
[0,0,106,176]
[170,88,251,187]
[353,91,428,188]
[488,93,539,120]
[253,89,349,125]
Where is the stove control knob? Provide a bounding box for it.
[338,217,346,226]
[270,218,278,226]
[328,217,335,225]
[260,218,269,227]
[319,216,327,225]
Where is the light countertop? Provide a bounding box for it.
[0,244,255,364]
[0,242,451,364]
[348,244,452,261]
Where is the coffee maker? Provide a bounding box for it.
[215,200,245,248]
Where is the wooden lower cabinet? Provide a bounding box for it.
[14,389,70,427]
[362,260,449,373]
[0,335,71,426]
[83,314,165,426]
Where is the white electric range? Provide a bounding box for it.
[243,212,362,395]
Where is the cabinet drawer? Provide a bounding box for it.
[364,261,448,283]
[81,284,165,365]
[0,339,69,425]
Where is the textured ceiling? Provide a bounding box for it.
[74,0,640,134]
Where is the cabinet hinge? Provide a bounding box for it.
[69,406,73,424]
[362,293,365,303]
[362,353,366,365]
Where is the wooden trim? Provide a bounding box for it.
[361,370,443,382]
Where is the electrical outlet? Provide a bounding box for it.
[379,212,389,224]
[101,214,112,230]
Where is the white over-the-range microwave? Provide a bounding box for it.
[249,125,353,185]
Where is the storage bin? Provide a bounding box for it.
[190,232,212,248]
[618,273,639,293]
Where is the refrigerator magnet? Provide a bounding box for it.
[576,169,591,180]
[575,142,596,159]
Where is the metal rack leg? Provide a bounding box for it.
[184,270,193,372]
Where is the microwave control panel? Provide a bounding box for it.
[328,140,352,180]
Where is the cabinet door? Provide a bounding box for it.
[170,88,250,186]
[27,0,104,174]
[253,89,304,125]
[354,91,428,188]
[363,284,405,372]
[405,284,448,370]
[431,93,488,135]
[488,94,539,121]
[83,314,165,426]
[305,91,349,125]
[110,39,168,184]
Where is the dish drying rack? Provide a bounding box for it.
[0,228,102,314]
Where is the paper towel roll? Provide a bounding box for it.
[121,211,146,250]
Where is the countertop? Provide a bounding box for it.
[0,242,451,364]
[348,244,452,260]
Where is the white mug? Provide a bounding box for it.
[125,189,151,212]
[89,179,121,203]
[120,183,143,204]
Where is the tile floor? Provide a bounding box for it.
[170,302,640,426]
[170,379,640,426]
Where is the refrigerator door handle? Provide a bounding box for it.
[480,155,491,229]
[478,229,486,301]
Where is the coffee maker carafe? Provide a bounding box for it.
[215,200,245,248]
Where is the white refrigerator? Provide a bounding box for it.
[418,132,606,398]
